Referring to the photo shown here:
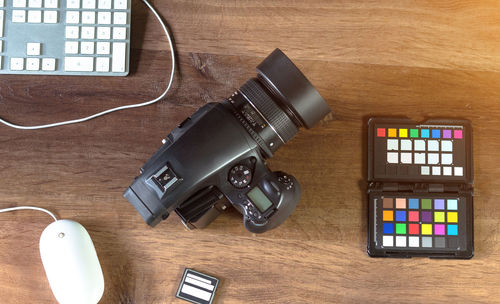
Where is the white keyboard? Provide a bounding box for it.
[0,0,131,76]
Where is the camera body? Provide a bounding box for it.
[124,49,331,233]
[124,99,301,233]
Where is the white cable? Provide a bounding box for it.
[0,0,175,130]
[0,206,58,222]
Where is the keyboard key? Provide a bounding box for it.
[44,11,58,23]
[112,42,126,72]
[0,41,3,52]
[42,58,56,71]
[12,10,27,23]
[13,0,27,7]
[0,56,3,69]
[66,11,79,23]
[97,26,111,39]
[113,12,127,25]
[114,0,127,9]
[96,57,109,72]
[65,41,79,54]
[0,0,3,7]
[44,0,59,8]
[26,58,40,70]
[65,57,94,71]
[81,26,95,39]
[28,0,42,8]
[98,0,111,9]
[97,12,111,24]
[0,10,4,37]
[67,0,80,8]
[113,27,126,39]
[82,11,95,24]
[65,26,79,38]
[81,42,95,54]
[26,42,41,55]
[82,0,96,9]
[28,10,42,23]
[10,58,24,70]
[96,42,110,54]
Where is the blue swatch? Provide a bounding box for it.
[448,224,458,235]
[383,223,393,234]
[421,129,430,138]
[395,211,406,222]
[408,199,419,209]
[432,129,441,138]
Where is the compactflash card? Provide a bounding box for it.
[176,269,219,304]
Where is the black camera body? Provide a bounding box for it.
[124,49,331,233]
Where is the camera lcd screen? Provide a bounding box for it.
[247,187,273,212]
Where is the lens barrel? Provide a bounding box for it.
[239,79,298,143]
[238,49,330,146]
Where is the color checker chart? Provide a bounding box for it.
[380,197,460,249]
[368,194,472,258]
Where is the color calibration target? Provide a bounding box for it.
[378,197,461,250]
[374,125,466,179]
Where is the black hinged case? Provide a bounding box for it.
[367,117,474,258]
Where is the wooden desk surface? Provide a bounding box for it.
[1,1,500,303]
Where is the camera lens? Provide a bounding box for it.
[237,49,330,146]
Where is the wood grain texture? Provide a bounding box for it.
[1,0,500,303]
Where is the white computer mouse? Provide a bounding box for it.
[39,220,105,304]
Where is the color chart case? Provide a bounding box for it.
[367,118,474,259]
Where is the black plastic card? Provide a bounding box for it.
[176,269,219,304]
[367,118,474,259]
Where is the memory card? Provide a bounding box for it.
[176,268,219,304]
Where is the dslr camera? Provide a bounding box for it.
[124,49,331,233]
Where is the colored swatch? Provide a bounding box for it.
[380,197,461,249]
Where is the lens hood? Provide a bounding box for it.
[256,49,331,129]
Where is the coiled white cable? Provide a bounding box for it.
[0,0,175,130]
[0,206,58,222]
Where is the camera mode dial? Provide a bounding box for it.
[229,165,252,188]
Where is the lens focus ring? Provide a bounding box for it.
[239,79,298,143]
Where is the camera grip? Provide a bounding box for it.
[239,171,301,233]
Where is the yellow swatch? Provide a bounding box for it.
[421,224,432,235]
[434,212,445,223]
[399,129,408,137]
[447,212,458,223]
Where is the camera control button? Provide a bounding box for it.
[278,175,292,185]
[229,165,252,188]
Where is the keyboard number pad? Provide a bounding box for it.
[12,0,60,23]
[64,0,129,73]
